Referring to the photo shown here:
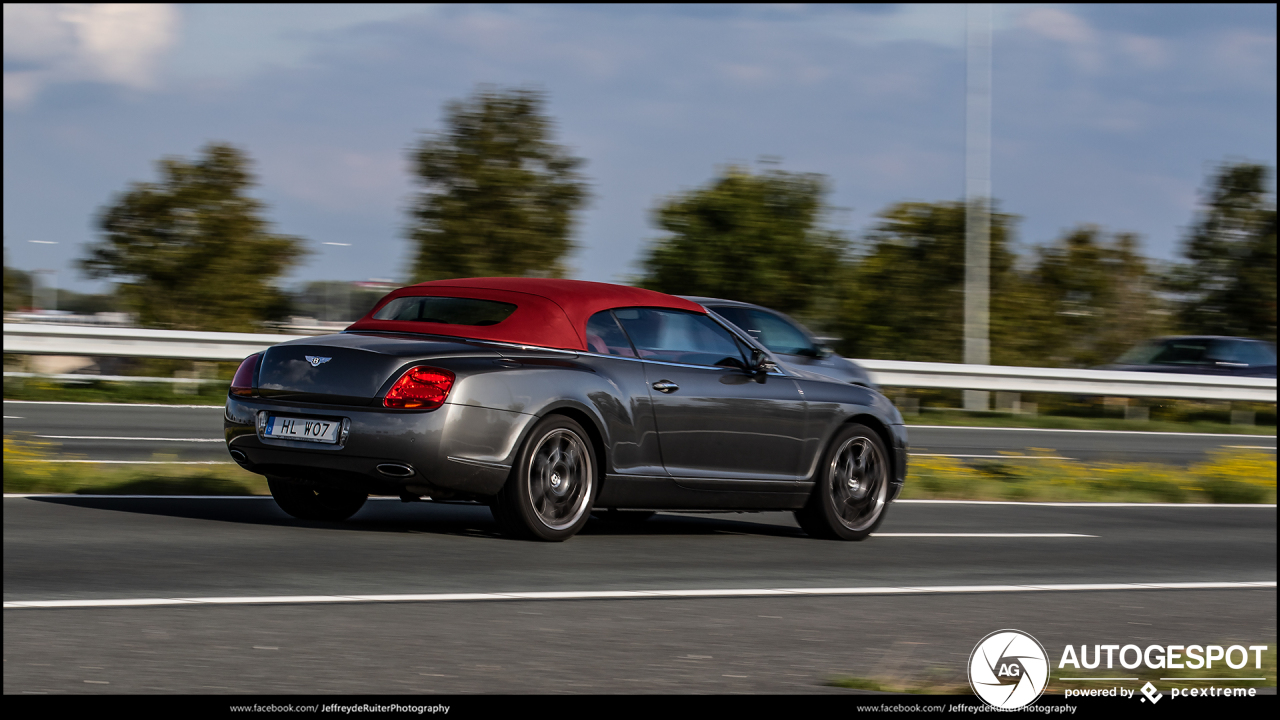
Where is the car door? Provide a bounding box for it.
[612,307,807,483]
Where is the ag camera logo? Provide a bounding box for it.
[969,629,1050,709]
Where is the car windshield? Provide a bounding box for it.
[711,306,819,356]
[372,296,517,326]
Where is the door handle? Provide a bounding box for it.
[652,380,679,393]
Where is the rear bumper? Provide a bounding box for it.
[223,396,534,498]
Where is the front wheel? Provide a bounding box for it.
[794,424,890,540]
[492,415,598,541]
[267,476,368,521]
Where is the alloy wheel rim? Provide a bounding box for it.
[527,429,592,531]
[828,436,887,532]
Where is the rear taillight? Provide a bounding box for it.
[229,353,261,397]
[384,366,455,409]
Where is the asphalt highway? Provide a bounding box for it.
[4,496,1275,693]
[5,400,1276,465]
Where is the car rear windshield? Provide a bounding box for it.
[372,296,517,326]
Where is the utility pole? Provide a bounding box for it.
[322,242,352,322]
[28,240,59,314]
[964,3,992,411]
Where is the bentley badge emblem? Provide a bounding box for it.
[305,356,332,367]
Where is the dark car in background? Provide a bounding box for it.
[225,278,907,542]
[682,296,879,390]
[1098,336,1277,378]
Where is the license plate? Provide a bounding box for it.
[264,415,340,443]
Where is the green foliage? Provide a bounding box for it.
[79,142,307,332]
[831,201,1026,363]
[407,87,589,281]
[1168,161,1277,343]
[52,288,122,315]
[638,166,848,317]
[1028,227,1168,367]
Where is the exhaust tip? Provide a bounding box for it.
[377,463,415,478]
[229,449,248,464]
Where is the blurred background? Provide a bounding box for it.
[3,4,1276,419]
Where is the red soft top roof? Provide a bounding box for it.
[345,277,706,351]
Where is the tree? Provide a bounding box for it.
[79,143,306,332]
[638,166,848,318]
[831,201,1031,364]
[1029,227,1167,367]
[407,87,589,281]
[1167,162,1277,343]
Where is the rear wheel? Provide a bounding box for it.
[794,424,889,540]
[267,476,368,521]
[492,415,598,541]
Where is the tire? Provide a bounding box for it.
[267,475,368,522]
[794,424,890,540]
[492,415,599,541]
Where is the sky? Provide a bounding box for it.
[3,3,1276,295]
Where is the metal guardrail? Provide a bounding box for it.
[4,323,292,362]
[4,323,1276,402]
[857,359,1276,403]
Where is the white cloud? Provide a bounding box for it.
[4,3,178,106]
[1119,35,1169,71]
[1018,6,1102,72]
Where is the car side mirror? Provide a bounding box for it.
[818,345,834,359]
[749,349,778,378]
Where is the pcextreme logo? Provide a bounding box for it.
[969,629,1050,709]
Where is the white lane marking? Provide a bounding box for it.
[13,460,233,465]
[896,500,1277,508]
[907,425,1276,439]
[34,435,223,442]
[911,453,1072,460]
[1223,445,1276,450]
[5,581,1273,610]
[873,533,1095,538]
[2,400,222,408]
[5,415,23,419]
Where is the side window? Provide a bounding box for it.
[1149,340,1211,366]
[584,311,637,357]
[614,308,746,368]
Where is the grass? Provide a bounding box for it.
[830,672,971,694]
[904,408,1275,436]
[3,434,269,495]
[3,377,228,406]
[901,450,1276,504]
[6,377,1277,436]
[6,432,1274,503]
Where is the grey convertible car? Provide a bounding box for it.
[224,278,907,541]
